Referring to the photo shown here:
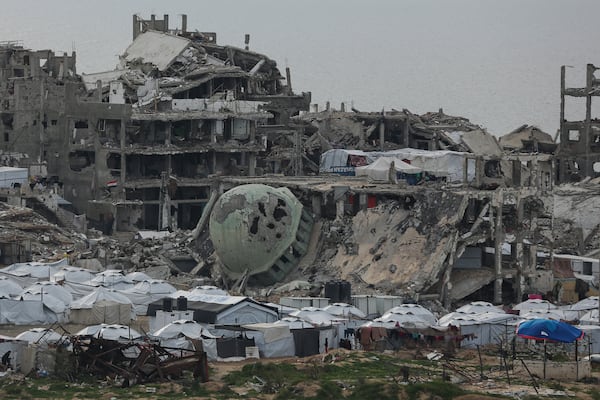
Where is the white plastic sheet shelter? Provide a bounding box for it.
[15,328,64,345]
[580,309,599,325]
[370,149,473,182]
[263,302,298,318]
[125,271,153,283]
[568,297,599,319]
[0,167,28,188]
[0,259,68,286]
[455,301,503,315]
[512,299,558,315]
[438,311,518,348]
[319,149,371,174]
[120,279,176,315]
[70,287,135,325]
[74,324,109,337]
[52,267,96,284]
[322,303,367,319]
[520,309,566,321]
[95,324,142,341]
[274,317,315,330]
[170,286,229,300]
[371,313,431,328]
[0,299,46,324]
[0,334,28,371]
[381,304,438,325]
[21,292,67,316]
[242,323,295,358]
[22,281,73,307]
[0,276,23,297]
[288,308,346,326]
[87,270,134,290]
[151,320,217,360]
[122,31,191,72]
[355,157,422,182]
[577,325,600,354]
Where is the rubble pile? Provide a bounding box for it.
[309,192,465,297]
[0,202,86,260]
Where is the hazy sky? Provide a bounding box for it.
[1,0,599,136]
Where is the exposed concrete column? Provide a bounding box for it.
[514,197,525,302]
[312,194,322,218]
[211,151,217,174]
[336,198,345,220]
[167,154,172,174]
[402,115,410,148]
[463,157,469,185]
[248,153,256,176]
[475,157,483,188]
[165,121,172,145]
[120,118,126,182]
[379,119,385,151]
[359,193,368,211]
[441,232,459,309]
[493,191,504,304]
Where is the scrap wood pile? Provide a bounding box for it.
[72,336,208,386]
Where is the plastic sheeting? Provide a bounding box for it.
[70,301,133,325]
[0,299,46,324]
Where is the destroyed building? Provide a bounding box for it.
[0,15,310,233]
[556,63,600,182]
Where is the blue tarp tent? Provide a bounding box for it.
[517,319,584,343]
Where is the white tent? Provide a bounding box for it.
[151,320,217,360]
[120,279,176,315]
[580,309,599,325]
[87,271,134,290]
[288,308,346,326]
[322,303,367,319]
[512,299,558,314]
[95,324,142,341]
[355,157,422,182]
[0,299,47,324]
[455,301,503,315]
[274,317,315,330]
[0,276,23,297]
[74,324,109,337]
[52,267,96,284]
[520,309,566,321]
[242,323,296,358]
[570,296,599,311]
[381,304,438,325]
[22,282,73,307]
[438,311,518,348]
[125,271,153,283]
[15,328,64,345]
[70,287,135,324]
[0,259,69,286]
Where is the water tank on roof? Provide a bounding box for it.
[177,296,188,311]
[163,297,173,312]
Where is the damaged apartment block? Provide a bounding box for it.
[34,14,310,233]
[557,64,600,182]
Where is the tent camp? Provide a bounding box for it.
[87,271,134,290]
[51,267,96,285]
[322,303,367,319]
[22,282,73,307]
[15,328,65,346]
[381,304,438,325]
[319,149,371,175]
[355,157,422,183]
[512,299,558,315]
[0,298,47,324]
[70,287,135,324]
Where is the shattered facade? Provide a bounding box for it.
[557,63,600,182]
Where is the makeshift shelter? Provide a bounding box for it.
[355,157,422,183]
[0,334,28,371]
[51,267,96,284]
[381,304,438,325]
[70,287,135,324]
[0,298,46,324]
[439,311,519,348]
[322,303,367,319]
[512,299,558,315]
[94,324,142,341]
[0,259,69,286]
[120,279,177,315]
[242,323,296,358]
[288,308,345,326]
[455,301,502,315]
[125,271,153,283]
[319,149,370,175]
[568,296,599,319]
[516,319,586,380]
[0,276,23,297]
[22,281,73,307]
[580,309,599,325]
[151,319,218,360]
[15,328,64,346]
[87,271,134,290]
[274,317,321,357]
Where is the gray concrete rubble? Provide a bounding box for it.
[0,14,599,310]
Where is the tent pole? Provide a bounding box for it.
[576,340,579,380]
[543,341,547,380]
